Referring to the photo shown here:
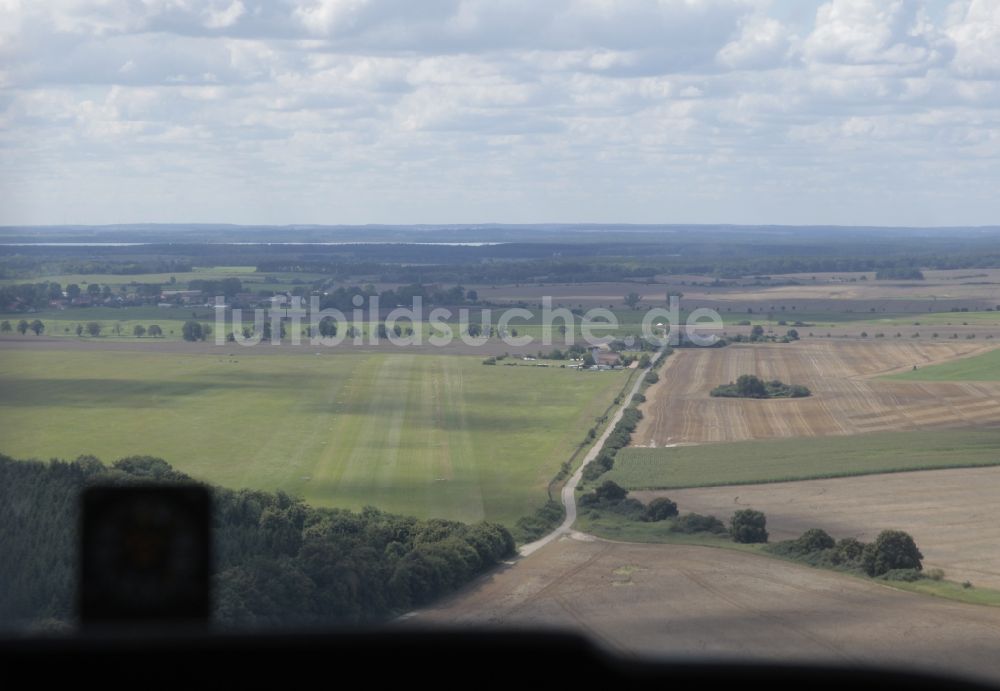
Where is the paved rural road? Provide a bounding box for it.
[519,353,660,557]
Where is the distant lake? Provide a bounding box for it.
[0,241,505,247]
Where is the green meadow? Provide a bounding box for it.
[885,346,1000,381]
[605,429,1000,490]
[0,348,627,525]
[0,266,262,287]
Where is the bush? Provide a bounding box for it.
[610,497,646,520]
[182,320,205,342]
[642,497,678,522]
[736,374,766,397]
[792,528,835,554]
[670,513,727,535]
[513,500,565,543]
[861,530,923,577]
[581,459,611,482]
[768,528,835,560]
[730,509,768,544]
[594,480,627,503]
[832,537,866,566]
[879,568,924,582]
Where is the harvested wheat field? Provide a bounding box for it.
[635,341,1000,446]
[636,466,1000,590]
[408,535,1000,683]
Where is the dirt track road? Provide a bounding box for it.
[519,350,659,557]
[409,535,1000,684]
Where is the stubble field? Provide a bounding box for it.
[409,535,1000,683]
[633,465,1000,591]
[633,341,1000,446]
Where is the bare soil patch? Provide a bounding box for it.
[636,466,1000,590]
[409,535,1000,683]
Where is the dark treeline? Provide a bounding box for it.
[314,283,476,311]
[874,267,925,280]
[6,229,1000,283]
[0,282,64,310]
[188,277,243,297]
[0,255,192,280]
[262,253,1000,285]
[0,454,515,632]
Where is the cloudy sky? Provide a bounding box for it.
[1,0,998,226]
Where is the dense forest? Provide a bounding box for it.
[4,225,1000,283]
[0,454,515,632]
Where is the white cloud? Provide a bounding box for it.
[204,1,246,29]
[717,15,792,69]
[803,0,953,70]
[1,0,999,226]
[946,0,1000,78]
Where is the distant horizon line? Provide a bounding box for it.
[3,222,1000,232]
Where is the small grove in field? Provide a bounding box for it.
[580,480,932,583]
[710,374,811,399]
[632,341,1000,447]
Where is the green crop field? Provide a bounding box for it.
[604,429,1000,490]
[0,266,263,287]
[0,348,628,524]
[716,311,914,326]
[0,306,211,340]
[0,305,647,345]
[709,310,1000,328]
[885,346,1000,381]
[853,311,1000,327]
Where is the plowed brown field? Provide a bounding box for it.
[635,466,1000,590]
[409,536,1000,683]
[635,341,1000,446]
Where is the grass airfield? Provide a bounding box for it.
[0,347,627,524]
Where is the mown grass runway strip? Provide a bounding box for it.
[0,349,627,524]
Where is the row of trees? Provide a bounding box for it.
[582,349,672,484]
[131,324,164,337]
[0,454,516,630]
[768,527,925,578]
[579,481,735,536]
[875,268,925,280]
[0,320,167,338]
[578,485,927,582]
[0,279,174,312]
[1,319,44,335]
